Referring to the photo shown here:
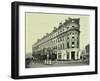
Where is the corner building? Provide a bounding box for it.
[32,17,81,61]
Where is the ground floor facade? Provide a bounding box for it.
[56,48,81,61]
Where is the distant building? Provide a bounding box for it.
[85,44,90,54]
[32,17,80,61]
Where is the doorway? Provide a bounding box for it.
[71,51,75,60]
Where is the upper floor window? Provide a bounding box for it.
[67,42,69,48]
[57,38,59,42]
[60,37,62,41]
[62,36,64,41]
[72,42,75,48]
[62,43,64,49]
[72,42,75,45]
[77,41,79,48]
[56,46,57,49]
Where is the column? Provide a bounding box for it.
[69,51,71,60]
[78,51,81,59]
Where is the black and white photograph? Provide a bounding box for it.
[25,13,90,68]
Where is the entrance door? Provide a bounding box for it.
[58,53,61,60]
[71,51,75,60]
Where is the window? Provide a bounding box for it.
[72,36,74,39]
[77,52,79,57]
[72,25,75,27]
[72,42,75,48]
[58,45,60,50]
[55,39,57,43]
[62,36,64,41]
[58,38,59,42]
[58,53,61,59]
[56,46,57,49]
[67,42,69,48]
[60,37,62,42]
[62,43,64,49]
[72,42,75,44]
[77,41,79,48]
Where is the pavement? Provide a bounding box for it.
[26,60,89,68]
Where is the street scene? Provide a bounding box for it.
[25,16,90,68]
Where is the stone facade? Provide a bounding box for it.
[32,17,80,61]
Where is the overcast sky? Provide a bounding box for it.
[25,12,90,54]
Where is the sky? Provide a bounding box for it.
[25,12,90,54]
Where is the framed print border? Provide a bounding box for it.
[11,1,98,79]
